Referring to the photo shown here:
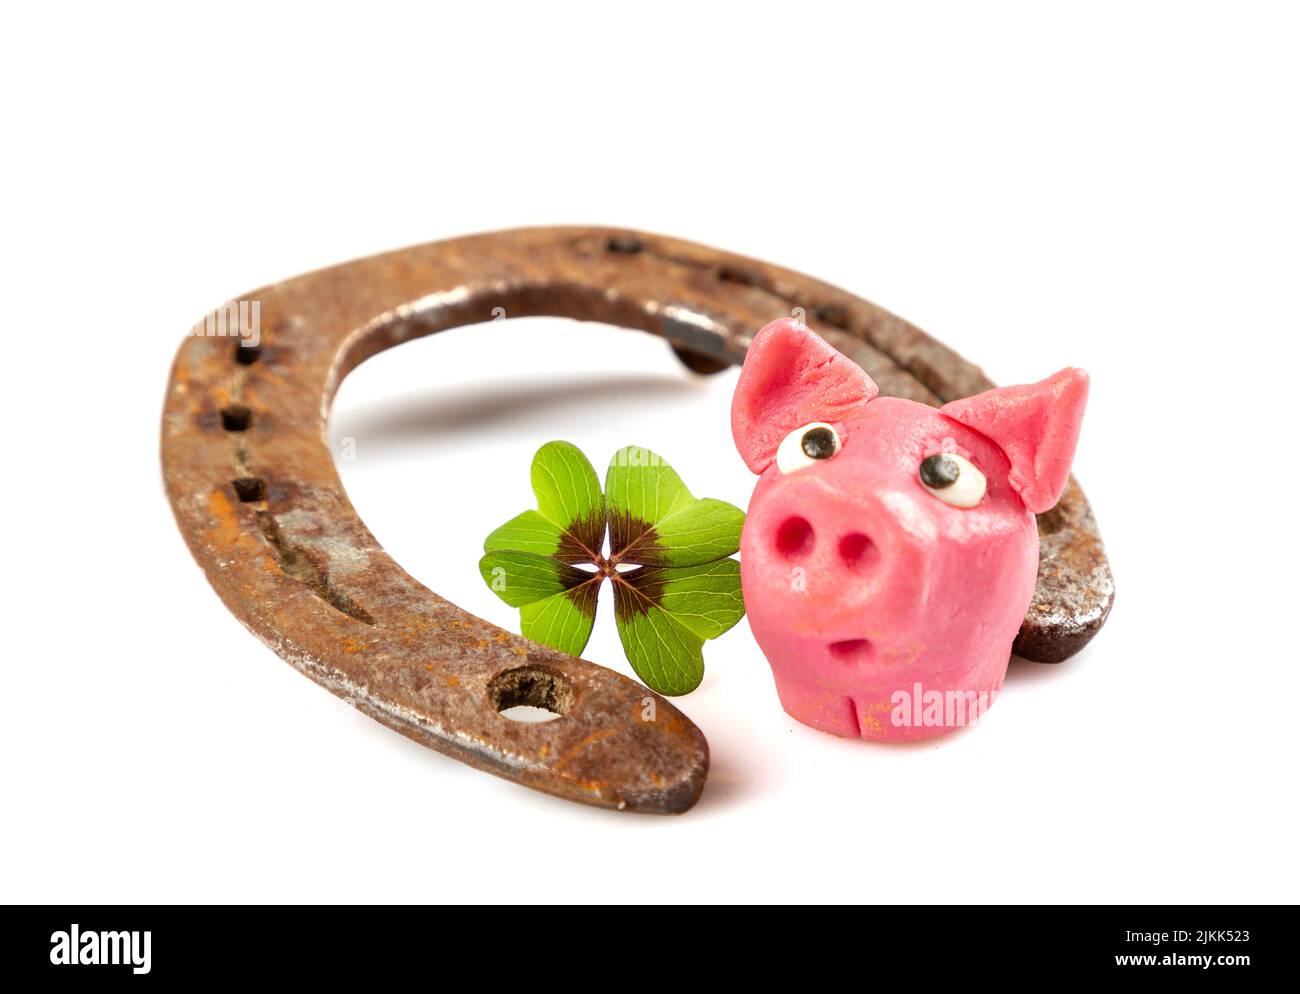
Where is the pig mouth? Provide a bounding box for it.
[828,638,875,663]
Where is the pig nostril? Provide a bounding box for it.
[838,532,879,570]
[774,516,815,558]
[829,639,875,662]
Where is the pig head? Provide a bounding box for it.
[732,319,1087,741]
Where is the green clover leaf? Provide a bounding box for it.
[479,441,745,695]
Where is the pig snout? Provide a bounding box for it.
[739,477,928,647]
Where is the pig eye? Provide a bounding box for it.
[919,453,986,507]
[776,422,841,474]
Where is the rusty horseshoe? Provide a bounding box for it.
[161,227,1114,814]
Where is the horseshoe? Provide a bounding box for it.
[161,227,1114,814]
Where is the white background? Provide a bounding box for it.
[3,2,1297,904]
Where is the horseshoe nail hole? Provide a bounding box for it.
[775,516,815,558]
[498,705,563,724]
[838,532,879,571]
[605,235,643,254]
[717,266,759,286]
[489,666,573,723]
[220,405,252,432]
[231,476,267,503]
[234,341,262,365]
[829,639,875,662]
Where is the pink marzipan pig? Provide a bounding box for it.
[732,319,1088,742]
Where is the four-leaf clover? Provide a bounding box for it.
[479,441,746,695]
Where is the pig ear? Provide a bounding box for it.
[731,318,879,473]
[941,368,1089,513]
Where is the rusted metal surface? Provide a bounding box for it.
[161,226,1113,813]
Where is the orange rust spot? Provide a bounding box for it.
[475,639,489,649]
[552,767,609,795]
[554,729,616,771]
[207,489,242,545]
[208,487,268,560]
[255,367,290,389]
[492,631,511,644]
[445,675,460,687]
[394,619,442,643]
[424,663,434,671]
[340,636,366,654]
